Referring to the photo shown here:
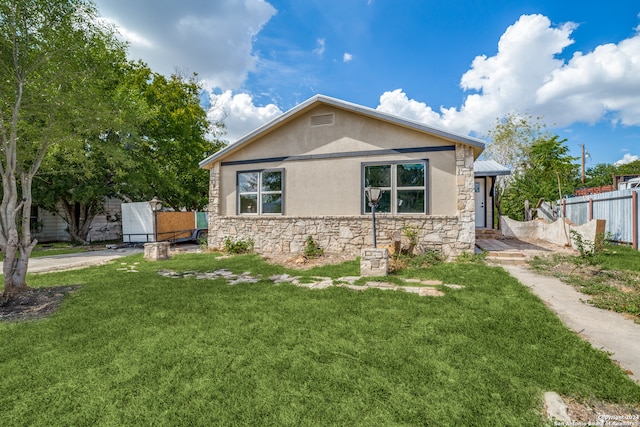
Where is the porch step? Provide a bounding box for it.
[476,229,503,239]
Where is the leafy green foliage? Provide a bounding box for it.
[303,235,324,258]
[483,113,553,217]
[223,236,255,254]
[0,0,127,291]
[502,135,579,220]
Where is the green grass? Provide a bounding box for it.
[1,252,639,426]
[529,244,640,319]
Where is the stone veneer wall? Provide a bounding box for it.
[206,143,476,259]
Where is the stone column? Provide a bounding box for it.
[360,248,389,277]
[144,242,170,261]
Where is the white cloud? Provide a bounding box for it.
[96,0,276,90]
[343,52,353,62]
[614,153,640,166]
[207,91,282,143]
[314,38,326,56]
[376,14,640,137]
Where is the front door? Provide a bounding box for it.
[475,178,485,228]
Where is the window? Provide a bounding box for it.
[238,169,283,215]
[363,162,427,214]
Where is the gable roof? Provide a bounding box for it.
[200,94,486,169]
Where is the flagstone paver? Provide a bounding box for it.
[155,269,464,297]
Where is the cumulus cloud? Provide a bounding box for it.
[207,91,282,143]
[343,52,353,62]
[614,153,640,166]
[96,0,276,90]
[376,14,640,137]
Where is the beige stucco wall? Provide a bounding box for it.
[206,104,477,259]
[218,105,457,216]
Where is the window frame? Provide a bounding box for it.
[236,168,284,215]
[361,160,429,215]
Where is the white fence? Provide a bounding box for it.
[560,189,639,250]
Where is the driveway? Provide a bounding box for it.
[27,247,143,273]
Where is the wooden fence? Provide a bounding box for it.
[561,189,639,250]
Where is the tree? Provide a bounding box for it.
[501,136,578,220]
[0,0,124,296]
[483,113,552,217]
[584,163,617,188]
[121,65,225,210]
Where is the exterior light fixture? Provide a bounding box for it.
[149,196,163,212]
[365,187,382,248]
[149,196,163,242]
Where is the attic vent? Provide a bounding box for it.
[310,113,334,127]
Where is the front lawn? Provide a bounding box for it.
[1,252,639,426]
[529,244,640,320]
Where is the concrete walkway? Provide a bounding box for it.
[27,247,143,273]
[503,264,640,384]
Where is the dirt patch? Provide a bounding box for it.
[562,396,640,425]
[261,253,357,269]
[0,286,81,322]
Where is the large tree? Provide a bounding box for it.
[501,136,578,220]
[32,62,225,243]
[121,64,225,211]
[0,0,124,295]
[483,113,551,217]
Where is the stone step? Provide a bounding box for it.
[486,255,528,266]
[487,250,525,258]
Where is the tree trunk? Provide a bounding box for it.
[2,247,31,297]
[61,200,98,244]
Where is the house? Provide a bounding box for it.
[199,95,489,258]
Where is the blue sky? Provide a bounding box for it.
[96,0,640,167]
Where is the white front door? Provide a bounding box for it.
[475,178,485,228]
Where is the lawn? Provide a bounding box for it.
[1,252,639,426]
[529,244,640,320]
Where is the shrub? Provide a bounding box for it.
[304,235,324,258]
[223,236,255,254]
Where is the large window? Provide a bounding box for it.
[363,162,427,214]
[237,169,283,215]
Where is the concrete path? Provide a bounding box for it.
[27,247,143,273]
[503,264,640,384]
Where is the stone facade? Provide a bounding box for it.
[206,143,476,260]
[360,248,389,276]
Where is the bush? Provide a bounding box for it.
[304,235,324,258]
[223,236,255,254]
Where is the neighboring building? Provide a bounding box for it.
[31,198,123,243]
[473,160,511,229]
[199,95,487,258]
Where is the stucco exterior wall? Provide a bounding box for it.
[207,141,476,259]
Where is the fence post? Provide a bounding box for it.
[589,198,593,221]
[633,191,638,250]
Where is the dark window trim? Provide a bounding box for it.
[221,145,453,166]
[361,160,429,215]
[236,168,285,215]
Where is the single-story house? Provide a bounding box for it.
[199,94,494,258]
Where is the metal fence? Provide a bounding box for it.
[560,189,639,249]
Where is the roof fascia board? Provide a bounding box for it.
[200,94,485,169]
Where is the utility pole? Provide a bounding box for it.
[581,144,586,185]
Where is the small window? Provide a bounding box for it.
[363,162,427,214]
[238,169,283,215]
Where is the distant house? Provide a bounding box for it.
[199,95,493,258]
[31,198,123,243]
